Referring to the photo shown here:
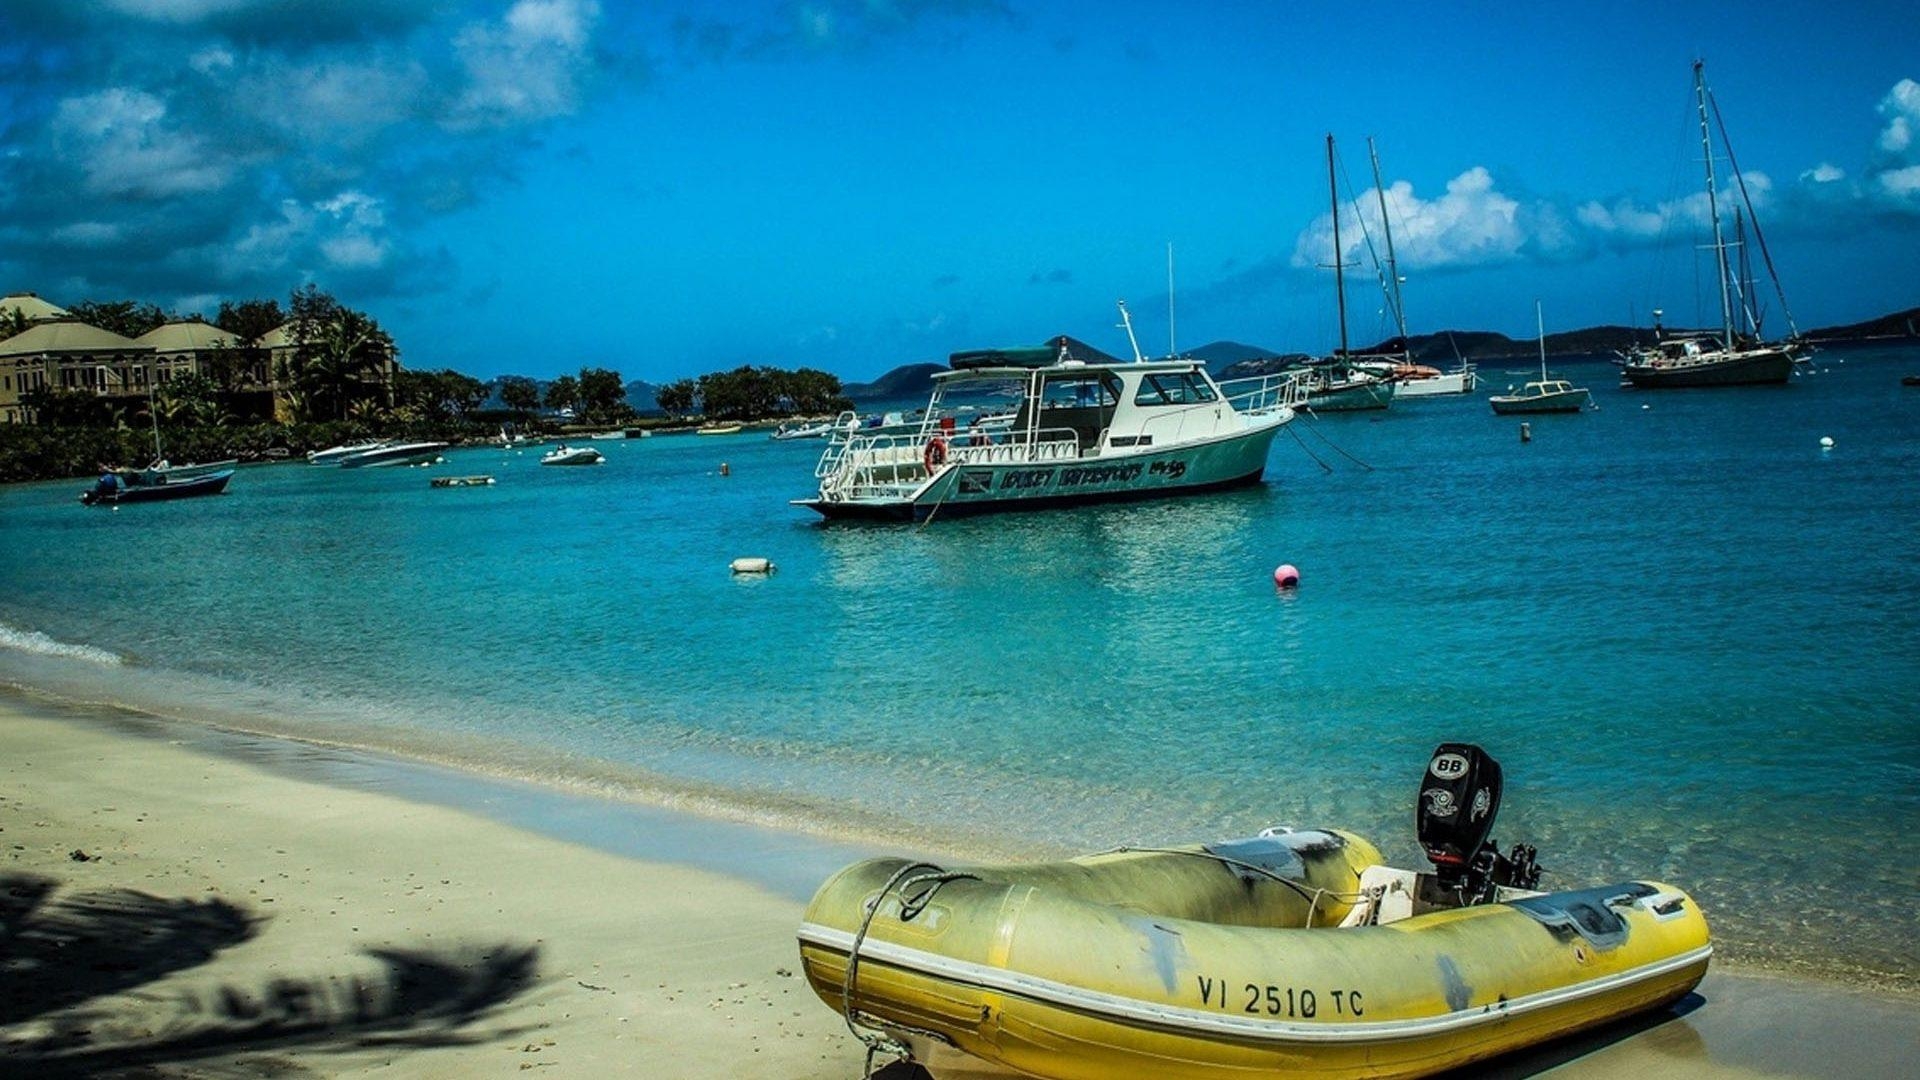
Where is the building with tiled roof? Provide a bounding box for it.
[0,320,155,424]
[0,291,70,326]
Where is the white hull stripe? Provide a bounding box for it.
[797,922,1712,1044]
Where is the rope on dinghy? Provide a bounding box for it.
[841,860,980,1077]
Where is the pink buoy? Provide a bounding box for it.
[1273,564,1300,589]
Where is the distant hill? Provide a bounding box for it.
[843,363,945,402]
[1805,307,1920,341]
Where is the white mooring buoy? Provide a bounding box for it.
[1820,436,1834,451]
[730,557,774,574]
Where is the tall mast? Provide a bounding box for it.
[1327,134,1349,359]
[1695,59,1735,351]
[1368,137,1407,343]
[1536,299,1548,381]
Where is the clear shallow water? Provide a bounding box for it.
[3,344,1917,984]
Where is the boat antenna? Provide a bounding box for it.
[1693,59,1735,352]
[1368,137,1409,347]
[1166,241,1176,358]
[1326,134,1350,359]
[1116,299,1145,363]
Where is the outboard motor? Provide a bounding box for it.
[1416,743,1542,905]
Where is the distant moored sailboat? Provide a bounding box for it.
[1621,60,1808,388]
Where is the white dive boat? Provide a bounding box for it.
[309,440,387,465]
[794,332,1305,522]
[336,441,449,468]
[540,444,603,466]
[1491,303,1591,415]
[1619,60,1806,388]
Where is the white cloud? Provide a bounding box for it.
[1878,165,1920,198]
[1802,162,1845,183]
[449,0,601,130]
[1877,79,1920,153]
[1293,167,1553,271]
[50,87,235,199]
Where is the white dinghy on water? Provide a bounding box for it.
[794,312,1306,522]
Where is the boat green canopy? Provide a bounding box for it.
[949,347,1057,370]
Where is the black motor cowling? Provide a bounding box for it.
[1416,743,1540,903]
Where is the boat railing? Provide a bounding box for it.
[815,426,1081,498]
[1217,370,1310,416]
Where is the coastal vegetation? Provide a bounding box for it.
[654,365,850,421]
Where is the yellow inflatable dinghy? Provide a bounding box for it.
[796,744,1711,1079]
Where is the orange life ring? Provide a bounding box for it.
[923,436,949,471]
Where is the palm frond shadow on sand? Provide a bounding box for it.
[1,871,541,1078]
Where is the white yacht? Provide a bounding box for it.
[308,440,387,465]
[336,441,449,468]
[794,337,1305,521]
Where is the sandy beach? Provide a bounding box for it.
[3,692,1915,1079]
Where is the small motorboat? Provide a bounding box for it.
[586,430,627,441]
[1491,303,1590,415]
[770,420,836,440]
[82,468,233,506]
[797,744,1710,1080]
[431,475,496,487]
[540,445,603,466]
[697,423,745,436]
[1902,375,1920,387]
[337,441,448,468]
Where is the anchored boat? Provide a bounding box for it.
[797,744,1710,1080]
[1619,60,1808,388]
[792,333,1304,521]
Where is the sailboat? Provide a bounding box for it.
[1490,302,1591,414]
[1620,60,1806,388]
[1351,139,1477,397]
[1295,134,1395,412]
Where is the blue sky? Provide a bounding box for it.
[3,1,1917,382]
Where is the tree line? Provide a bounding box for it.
[654,365,848,421]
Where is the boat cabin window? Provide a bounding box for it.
[1037,373,1121,409]
[1134,372,1217,406]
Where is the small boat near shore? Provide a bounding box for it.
[794,334,1304,521]
[337,441,448,468]
[697,423,745,436]
[771,419,838,440]
[540,445,603,466]
[798,744,1710,1080]
[431,475,495,487]
[82,468,233,506]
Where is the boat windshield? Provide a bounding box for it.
[1134,371,1217,406]
[1038,373,1121,409]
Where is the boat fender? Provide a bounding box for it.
[1273,564,1300,589]
[923,436,948,472]
[730,557,774,575]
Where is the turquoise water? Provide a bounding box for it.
[3,344,1918,985]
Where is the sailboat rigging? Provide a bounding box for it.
[1621,60,1807,388]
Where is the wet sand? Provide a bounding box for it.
[2,692,1913,1078]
